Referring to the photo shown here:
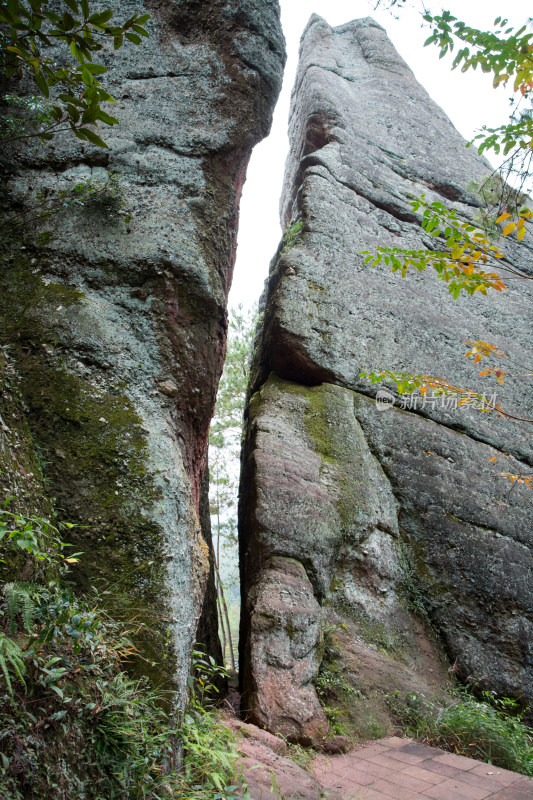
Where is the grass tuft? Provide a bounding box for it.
[389,688,533,777]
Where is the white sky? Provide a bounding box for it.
[229,0,528,309]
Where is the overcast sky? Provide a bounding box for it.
[229,0,527,309]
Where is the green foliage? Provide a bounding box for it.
[0,507,245,799]
[389,688,533,776]
[4,581,38,633]
[281,218,303,253]
[209,305,257,662]
[362,194,509,297]
[360,368,501,413]
[0,504,80,576]
[0,93,56,144]
[210,305,258,450]
[422,11,532,218]
[284,741,313,771]
[396,548,430,621]
[473,113,533,159]
[1,170,128,239]
[0,631,25,695]
[423,12,533,95]
[366,10,532,296]
[179,648,245,799]
[0,0,150,147]
[188,646,228,707]
[467,174,528,238]
[315,625,360,711]
[181,708,242,797]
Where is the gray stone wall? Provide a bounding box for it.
[0,0,285,714]
[240,15,532,741]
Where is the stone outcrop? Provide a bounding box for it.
[244,555,328,743]
[240,15,533,741]
[0,0,284,712]
[224,715,338,800]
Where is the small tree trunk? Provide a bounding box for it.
[213,551,236,671]
[215,571,228,663]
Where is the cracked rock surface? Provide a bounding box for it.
[239,15,533,739]
[0,0,284,713]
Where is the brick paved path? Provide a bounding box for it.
[313,737,533,800]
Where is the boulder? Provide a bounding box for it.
[242,555,328,745]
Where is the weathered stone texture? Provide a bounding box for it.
[243,555,328,743]
[0,0,284,711]
[240,14,532,737]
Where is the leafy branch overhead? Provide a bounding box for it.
[423,13,533,95]
[362,338,532,418]
[361,339,533,485]
[0,0,150,147]
[362,12,532,299]
[423,12,533,205]
[361,195,531,298]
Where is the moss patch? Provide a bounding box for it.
[0,349,49,519]
[0,252,172,680]
[315,624,393,743]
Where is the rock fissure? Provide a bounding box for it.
[351,387,533,469]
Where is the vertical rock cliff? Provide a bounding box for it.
[240,15,533,743]
[0,0,285,714]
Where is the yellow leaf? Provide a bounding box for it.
[502,222,516,236]
[495,213,511,223]
[517,226,526,242]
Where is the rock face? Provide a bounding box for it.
[244,555,328,743]
[240,15,533,740]
[0,0,284,713]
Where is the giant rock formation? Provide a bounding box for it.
[0,0,285,714]
[239,15,533,744]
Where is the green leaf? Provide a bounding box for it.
[94,110,119,126]
[83,63,107,75]
[132,24,149,37]
[34,70,50,98]
[70,41,84,64]
[88,9,113,26]
[77,126,109,147]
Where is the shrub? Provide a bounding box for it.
[0,506,246,799]
[389,688,533,777]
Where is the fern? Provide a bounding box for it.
[0,631,25,695]
[4,582,37,634]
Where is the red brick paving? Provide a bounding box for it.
[312,738,533,800]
